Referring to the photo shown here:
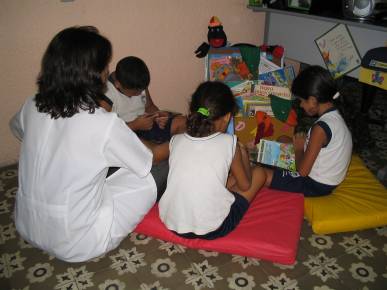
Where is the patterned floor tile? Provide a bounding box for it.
[336,252,387,290]
[91,267,142,290]
[259,245,309,280]
[135,246,192,290]
[297,273,352,290]
[183,247,233,267]
[121,232,162,254]
[214,260,268,290]
[299,229,374,259]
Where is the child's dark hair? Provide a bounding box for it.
[291,65,338,103]
[187,81,237,137]
[115,56,150,90]
[35,26,112,119]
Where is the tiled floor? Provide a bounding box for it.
[1,173,386,290]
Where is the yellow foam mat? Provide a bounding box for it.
[304,155,387,234]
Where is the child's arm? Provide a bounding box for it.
[228,143,251,192]
[144,89,170,129]
[127,113,157,131]
[144,88,159,114]
[99,99,112,112]
[294,126,326,176]
[229,142,267,203]
[141,139,169,164]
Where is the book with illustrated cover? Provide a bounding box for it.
[226,81,293,117]
[258,66,296,87]
[206,47,251,81]
[284,66,296,86]
[226,81,271,117]
[257,139,296,171]
[259,68,288,87]
[259,55,281,74]
[254,84,293,100]
[226,81,292,101]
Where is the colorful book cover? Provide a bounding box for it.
[206,47,250,82]
[226,117,234,135]
[226,81,271,117]
[254,84,293,100]
[257,139,296,171]
[258,68,288,87]
[259,55,281,74]
[284,66,296,86]
[258,66,296,88]
[226,80,255,98]
[359,67,386,90]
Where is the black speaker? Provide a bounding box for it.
[342,0,387,20]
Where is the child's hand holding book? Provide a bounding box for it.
[154,111,169,129]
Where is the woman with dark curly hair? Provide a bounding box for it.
[10,26,157,262]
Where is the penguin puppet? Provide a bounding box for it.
[195,16,227,58]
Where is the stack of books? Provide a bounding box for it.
[226,81,292,118]
[204,45,298,151]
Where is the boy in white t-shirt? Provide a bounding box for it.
[100,56,186,199]
[100,56,186,144]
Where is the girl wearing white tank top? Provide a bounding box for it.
[159,81,266,239]
[265,65,352,197]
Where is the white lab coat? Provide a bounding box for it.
[9,96,156,262]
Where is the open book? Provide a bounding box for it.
[256,139,296,171]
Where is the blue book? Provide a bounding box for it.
[258,66,295,87]
[226,117,234,135]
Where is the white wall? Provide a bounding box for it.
[266,12,387,78]
[0,0,265,165]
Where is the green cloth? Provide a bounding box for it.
[270,94,292,122]
[238,45,260,79]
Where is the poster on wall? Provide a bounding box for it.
[315,23,361,79]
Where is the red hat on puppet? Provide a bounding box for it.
[209,16,222,27]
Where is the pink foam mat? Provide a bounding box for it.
[134,188,304,265]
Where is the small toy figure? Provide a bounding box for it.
[195,16,227,58]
